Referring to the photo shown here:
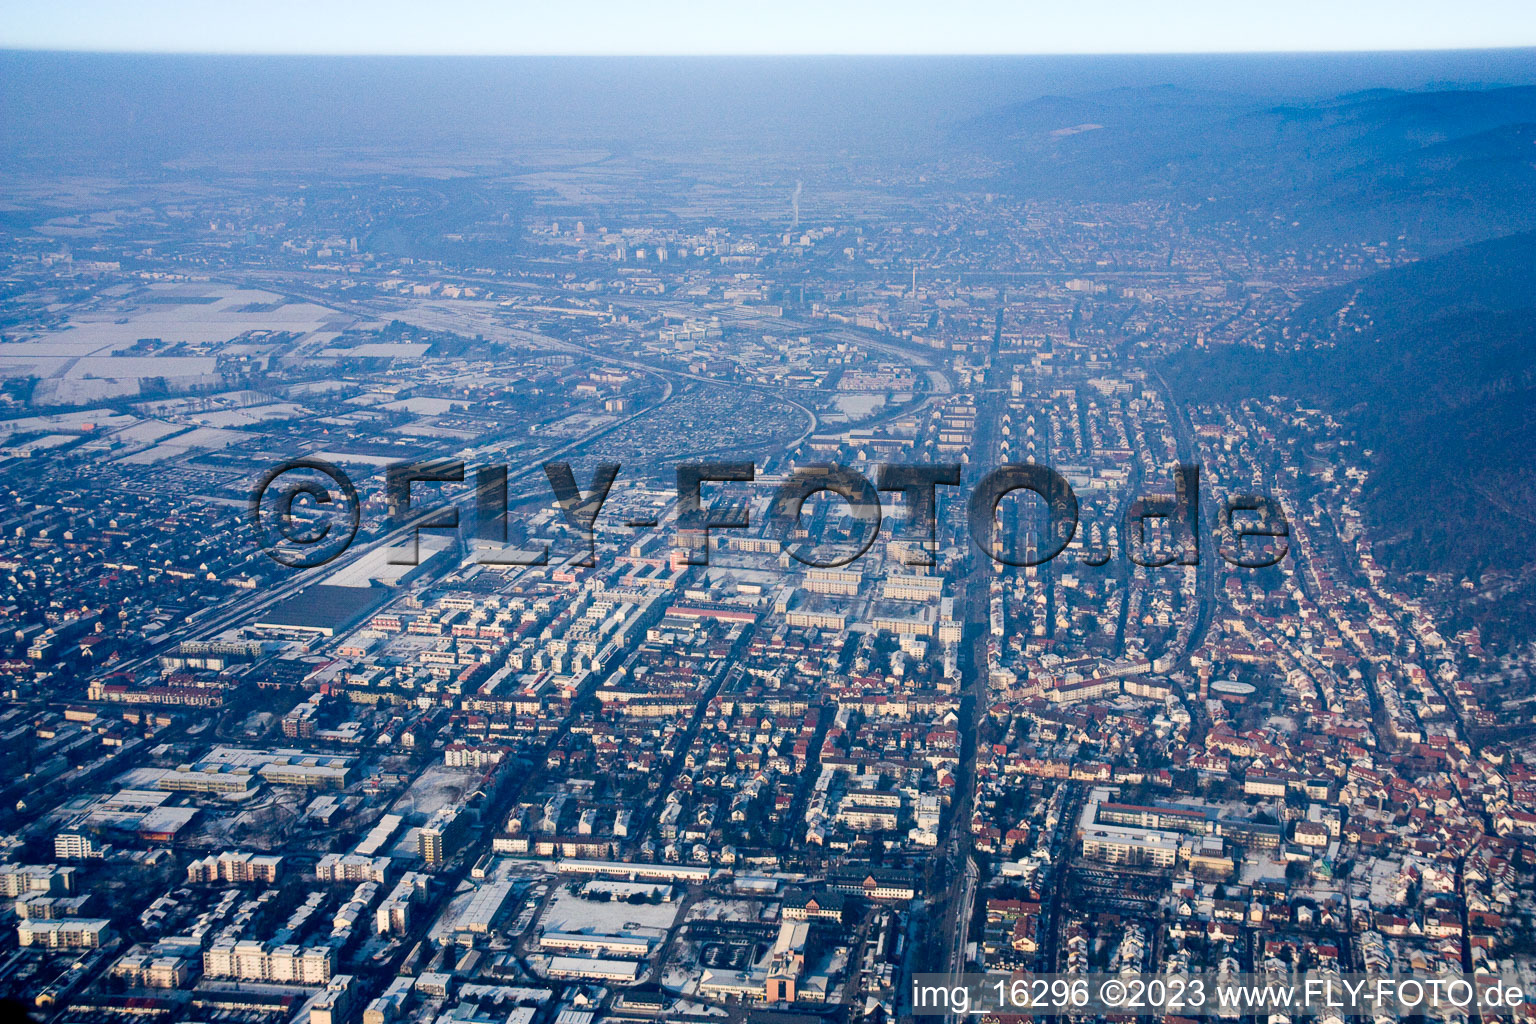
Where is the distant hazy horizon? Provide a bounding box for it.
[6,49,1536,172]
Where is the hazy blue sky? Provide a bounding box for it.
[2,0,1534,54]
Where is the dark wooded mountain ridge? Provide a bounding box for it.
[1164,230,1536,629]
[960,84,1536,247]
[967,82,1536,628]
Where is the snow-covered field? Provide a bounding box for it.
[388,764,480,821]
[538,886,680,938]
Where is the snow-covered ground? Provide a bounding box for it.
[538,886,680,938]
[684,896,773,923]
[388,764,480,821]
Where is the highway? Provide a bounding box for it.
[1153,367,1216,673]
